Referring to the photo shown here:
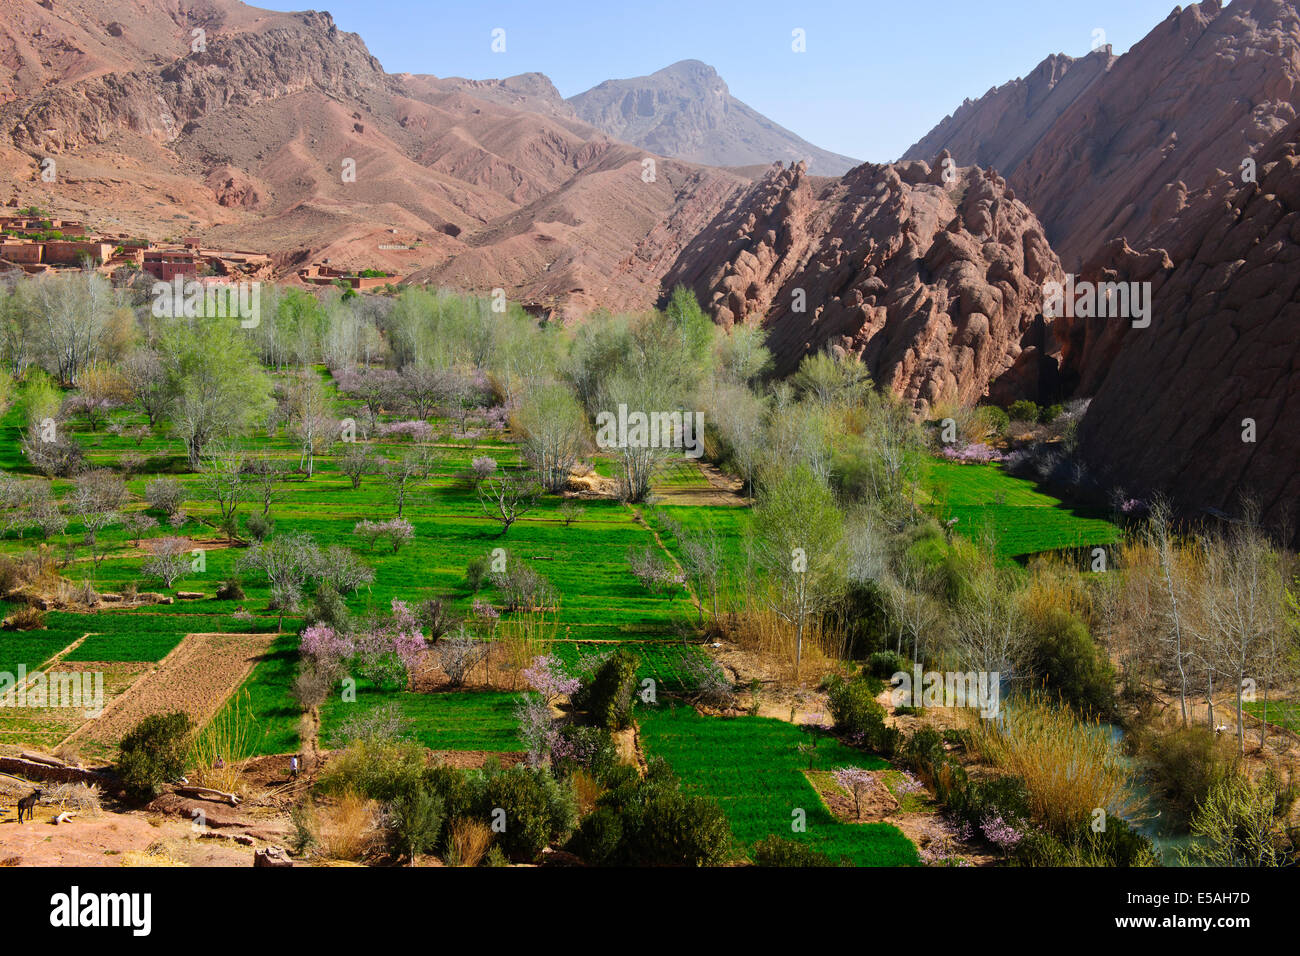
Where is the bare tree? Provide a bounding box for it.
[381,448,433,518]
[118,349,169,426]
[511,381,590,492]
[953,536,1029,692]
[142,537,191,588]
[198,444,246,539]
[70,469,127,579]
[478,468,540,536]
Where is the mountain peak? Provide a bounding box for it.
[568,62,856,175]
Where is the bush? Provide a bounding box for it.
[826,674,898,755]
[1038,404,1064,425]
[386,784,445,860]
[479,765,577,862]
[1135,723,1236,825]
[216,577,245,601]
[616,789,732,866]
[318,738,428,802]
[867,650,908,680]
[3,604,45,631]
[571,806,624,865]
[1025,607,1115,717]
[1007,400,1039,423]
[753,835,843,867]
[572,649,639,730]
[116,712,192,801]
[464,555,490,593]
[552,724,622,782]
[245,512,274,542]
[898,727,946,774]
[975,404,1010,437]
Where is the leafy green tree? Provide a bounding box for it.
[752,464,847,676]
[160,317,272,468]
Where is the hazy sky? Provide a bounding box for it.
[260,0,1185,161]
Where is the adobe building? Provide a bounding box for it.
[42,241,114,266]
[142,249,199,281]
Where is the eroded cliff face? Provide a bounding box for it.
[3,10,386,152]
[904,0,1300,272]
[1075,120,1300,539]
[662,154,1064,413]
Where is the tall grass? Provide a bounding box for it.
[496,606,558,688]
[445,818,492,867]
[964,692,1139,835]
[296,791,380,862]
[190,690,260,793]
[729,606,846,682]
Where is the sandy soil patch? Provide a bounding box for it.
[61,632,278,753]
[0,661,149,751]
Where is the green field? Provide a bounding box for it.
[921,459,1118,561]
[639,704,919,866]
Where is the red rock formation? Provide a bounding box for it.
[1075,119,1300,539]
[662,155,1064,413]
[905,0,1300,271]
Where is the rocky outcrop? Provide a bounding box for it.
[569,60,859,176]
[904,0,1300,270]
[1076,119,1300,541]
[662,154,1065,412]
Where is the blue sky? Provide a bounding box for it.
[260,0,1184,161]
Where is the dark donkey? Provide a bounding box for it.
[16,788,42,823]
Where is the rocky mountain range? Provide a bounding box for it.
[3,0,1300,538]
[903,0,1300,270]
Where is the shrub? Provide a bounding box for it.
[1007,400,1039,423]
[1134,722,1236,825]
[753,835,841,867]
[552,725,621,782]
[386,784,445,861]
[571,806,623,865]
[245,511,274,542]
[318,738,427,802]
[572,649,639,730]
[445,817,493,867]
[616,788,732,866]
[867,650,908,680]
[479,765,577,862]
[216,577,245,601]
[464,554,490,592]
[1025,607,1115,717]
[898,727,946,774]
[826,674,898,755]
[116,712,192,801]
[3,604,45,631]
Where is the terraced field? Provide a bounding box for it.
[639,705,919,865]
[921,459,1119,561]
